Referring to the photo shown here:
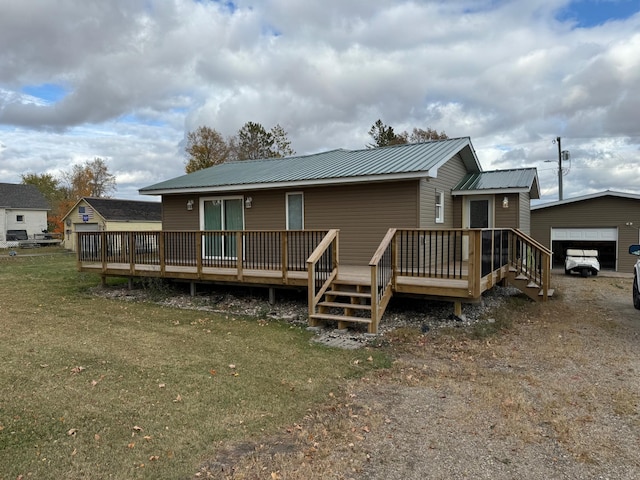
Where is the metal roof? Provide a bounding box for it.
[531,189,640,210]
[453,168,540,199]
[140,137,481,195]
[0,183,50,209]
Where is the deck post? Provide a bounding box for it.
[454,301,462,318]
[370,264,379,334]
[190,281,196,297]
[268,287,276,305]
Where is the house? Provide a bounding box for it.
[0,183,49,247]
[76,138,551,333]
[139,138,540,264]
[62,197,162,251]
[531,190,640,273]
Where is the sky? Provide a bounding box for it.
[0,0,639,204]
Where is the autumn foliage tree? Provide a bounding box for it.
[184,122,295,172]
[21,157,116,233]
[184,126,232,173]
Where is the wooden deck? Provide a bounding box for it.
[76,228,553,333]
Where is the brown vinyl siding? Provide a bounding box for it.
[419,154,468,228]
[494,193,518,230]
[304,181,418,264]
[161,180,419,265]
[519,192,531,234]
[162,194,200,230]
[531,196,640,272]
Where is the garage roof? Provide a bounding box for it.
[531,190,640,210]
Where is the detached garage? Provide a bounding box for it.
[531,191,640,273]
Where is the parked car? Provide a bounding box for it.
[565,249,600,277]
[630,244,640,310]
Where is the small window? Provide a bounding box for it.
[435,191,444,223]
[16,215,24,222]
[286,193,304,230]
[79,206,86,214]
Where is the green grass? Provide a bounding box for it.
[0,254,387,479]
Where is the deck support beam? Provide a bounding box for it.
[128,278,133,290]
[454,301,462,318]
[268,287,275,305]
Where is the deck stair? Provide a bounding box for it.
[506,267,554,301]
[310,278,374,330]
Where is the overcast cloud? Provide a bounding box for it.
[0,0,638,201]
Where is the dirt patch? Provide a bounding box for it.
[194,273,640,479]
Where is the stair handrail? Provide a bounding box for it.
[509,229,552,300]
[306,229,340,320]
[369,228,397,333]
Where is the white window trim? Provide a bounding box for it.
[435,191,444,224]
[286,192,304,230]
[464,196,494,228]
[199,196,245,231]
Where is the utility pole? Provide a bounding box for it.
[556,136,563,201]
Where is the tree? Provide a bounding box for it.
[271,124,295,158]
[62,157,116,198]
[409,127,448,142]
[233,121,275,161]
[21,173,65,233]
[367,119,407,148]
[184,126,232,173]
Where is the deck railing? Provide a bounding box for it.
[373,227,552,303]
[77,230,329,281]
[306,229,339,320]
[395,229,466,279]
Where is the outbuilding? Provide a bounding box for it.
[62,197,162,251]
[530,190,640,273]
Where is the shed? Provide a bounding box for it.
[62,197,162,251]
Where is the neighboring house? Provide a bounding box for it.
[139,137,540,265]
[0,183,49,247]
[531,190,640,272]
[62,197,162,251]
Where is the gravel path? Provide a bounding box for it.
[353,273,640,479]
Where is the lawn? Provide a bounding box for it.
[0,252,387,479]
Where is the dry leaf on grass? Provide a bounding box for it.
[70,366,85,374]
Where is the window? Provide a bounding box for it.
[286,193,304,230]
[201,197,244,258]
[16,215,24,222]
[435,191,444,223]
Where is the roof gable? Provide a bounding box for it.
[0,183,50,209]
[140,137,482,195]
[452,168,540,199]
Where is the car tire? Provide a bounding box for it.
[633,276,640,310]
[565,268,570,275]
[592,270,598,276]
[580,268,588,278]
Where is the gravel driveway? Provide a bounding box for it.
[354,273,640,479]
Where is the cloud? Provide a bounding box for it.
[0,0,638,201]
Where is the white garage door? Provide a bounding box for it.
[75,223,99,232]
[551,227,617,242]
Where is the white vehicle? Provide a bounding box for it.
[630,245,640,310]
[564,249,600,277]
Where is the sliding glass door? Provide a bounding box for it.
[202,198,244,258]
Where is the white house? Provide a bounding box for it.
[0,183,49,248]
